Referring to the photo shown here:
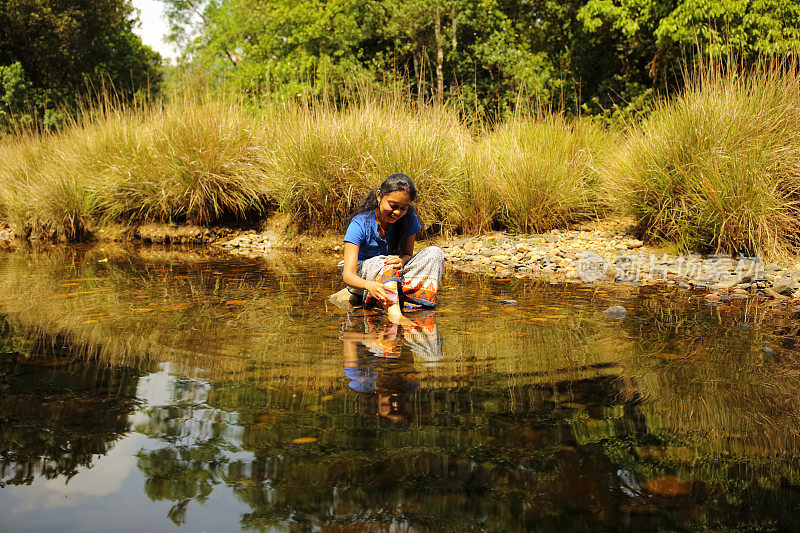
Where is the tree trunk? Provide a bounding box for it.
[434,9,443,104]
[413,51,423,102]
[450,12,458,93]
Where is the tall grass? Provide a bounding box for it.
[0,130,102,240]
[7,59,800,256]
[471,115,613,233]
[97,97,272,225]
[0,96,274,239]
[606,58,800,257]
[267,97,469,232]
[0,89,611,240]
[0,84,632,240]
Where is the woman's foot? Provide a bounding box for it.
[386,304,415,327]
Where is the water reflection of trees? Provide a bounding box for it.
[0,320,141,486]
[134,377,617,530]
[3,246,800,528]
[133,373,800,530]
[126,288,800,530]
[137,442,230,525]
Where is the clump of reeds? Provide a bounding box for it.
[468,115,612,233]
[267,96,468,233]
[0,130,102,240]
[0,97,618,240]
[606,58,800,258]
[98,96,272,225]
[0,96,273,240]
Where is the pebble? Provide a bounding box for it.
[442,225,800,301]
[604,305,628,319]
[211,222,800,304]
[704,293,721,303]
[772,278,799,296]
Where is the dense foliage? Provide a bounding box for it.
[0,0,163,131]
[164,0,800,119]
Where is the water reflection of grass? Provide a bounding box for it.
[3,245,797,456]
[0,245,346,382]
[0,245,641,390]
[4,245,800,457]
[611,291,800,457]
[4,245,800,529]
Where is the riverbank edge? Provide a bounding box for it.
[2,217,799,303]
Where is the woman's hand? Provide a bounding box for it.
[383,255,403,270]
[364,280,388,303]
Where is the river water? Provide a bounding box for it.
[1,244,799,532]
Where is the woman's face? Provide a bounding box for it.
[376,189,411,226]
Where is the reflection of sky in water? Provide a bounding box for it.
[2,367,255,533]
[3,436,252,532]
[132,368,248,449]
[135,366,191,407]
[10,436,141,513]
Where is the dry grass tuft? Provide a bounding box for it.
[468,115,613,233]
[267,98,468,233]
[606,58,800,258]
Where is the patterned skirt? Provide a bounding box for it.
[359,310,443,366]
[354,246,445,309]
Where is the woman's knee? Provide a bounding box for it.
[422,246,445,263]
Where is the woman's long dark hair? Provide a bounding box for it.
[346,173,418,255]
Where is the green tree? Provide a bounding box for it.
[163,0,387,97]
[161,0,800,119]
[0,0,163,131]
[577,0,800,118]
[163,0,560,117]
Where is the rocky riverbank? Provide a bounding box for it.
[440,219,800,301]
[210,218,800,301]
[2,216,799,301]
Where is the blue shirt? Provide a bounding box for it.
[344,365,377,393]
[343,211,422,261]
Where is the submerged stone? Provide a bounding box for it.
[643,475,691,497]
[772,278,799,296]
[704,293,721,303]
[328,288,359,311]
[603,305,627,319]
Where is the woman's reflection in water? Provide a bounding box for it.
[342,310,442,429]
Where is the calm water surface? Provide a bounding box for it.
[1,244,800,532]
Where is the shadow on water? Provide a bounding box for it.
[1,243,800,530]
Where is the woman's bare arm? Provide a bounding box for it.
[342,242,388,302]
[400,233,416,265]
[342,242,367,289]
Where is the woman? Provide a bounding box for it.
[342,174,444,325]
